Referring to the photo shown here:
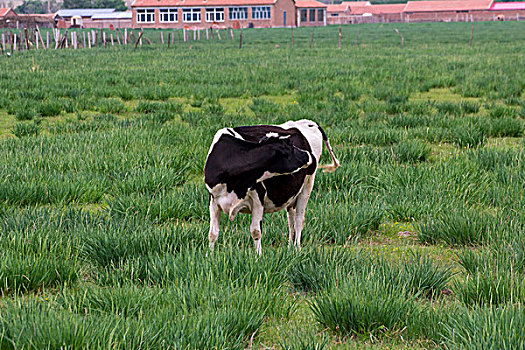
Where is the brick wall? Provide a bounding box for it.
[131,5,293,29]
[404,9,525,22]
[297,7,325,27]
[274,0,296,27]
[91,19,133,29]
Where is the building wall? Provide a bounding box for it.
[327,14,351,25]
[131,6,279,29]
[274,0,296,27]
[405,10,468,22]
[377,12,405,22]
[0,9,19,28]
[296,7,325,26]
[91,19,132,28]
[404,9,525,22]
[477,9,525,20]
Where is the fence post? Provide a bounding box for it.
[291,27,294,48]
[24,28,29,51]
[168,33,171,48]
[394,27,404,47]
[469,22,474,47]
[135,29,144,49]
[239,29,242,49]
[309,27,314,48]
[355,29,360,46]
[338,25,341,49]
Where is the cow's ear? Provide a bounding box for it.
[258,135,270,144]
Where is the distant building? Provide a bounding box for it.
[0,7,18,27]
[18,13,56,28]
[326,0,525,23]
[130,0,327,28]
[403,0,494,22]
[353,3,406,22]
[296,0,327,26]
[91,11,132,28]
[326,1,369,23]
[55,8,118,28]
[489,1,525,21]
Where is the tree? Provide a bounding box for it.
[93,0,127,11]
[62,0,126,10]
[15,0,45,14]
[62,0,93,9]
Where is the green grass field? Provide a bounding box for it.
[1,21,525,349]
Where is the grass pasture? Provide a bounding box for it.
[1,21,525,348]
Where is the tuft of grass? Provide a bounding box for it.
[460,100,480,114]
[96,98,127,114]
[310,275,420,339]
[488,117,523,137]
[454,271,524,307]
[417,210,500,247]
[436,101,461,116]
[0,252,79,295]
[15,108,39,121]
[287,248,355,293]
[38,100,62,117]
[279,329,330,350]
[392,139,432,163]
[441,305,525,349]
[453,126,486,149]
[12,121,40,138]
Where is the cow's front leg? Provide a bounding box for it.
[287,206,296,249]
[294,174,316,249]
[250,203,264,255]
[208,198,221,251]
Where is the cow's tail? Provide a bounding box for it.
[317,125,340,173]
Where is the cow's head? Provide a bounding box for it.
[263,137,312,175]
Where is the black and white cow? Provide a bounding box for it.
[204,119,340,254]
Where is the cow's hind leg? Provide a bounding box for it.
[251,202,264,255]
[287,207,296,249]
[208,198,221,251]
[294,174,316,249]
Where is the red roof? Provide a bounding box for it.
[133,0,275,6]
[0,8,15,17]
[326,3,350,12]
[490,1,525,10]
[404,0,493,12]
[295,0,327,8]
[364,3,406,14]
